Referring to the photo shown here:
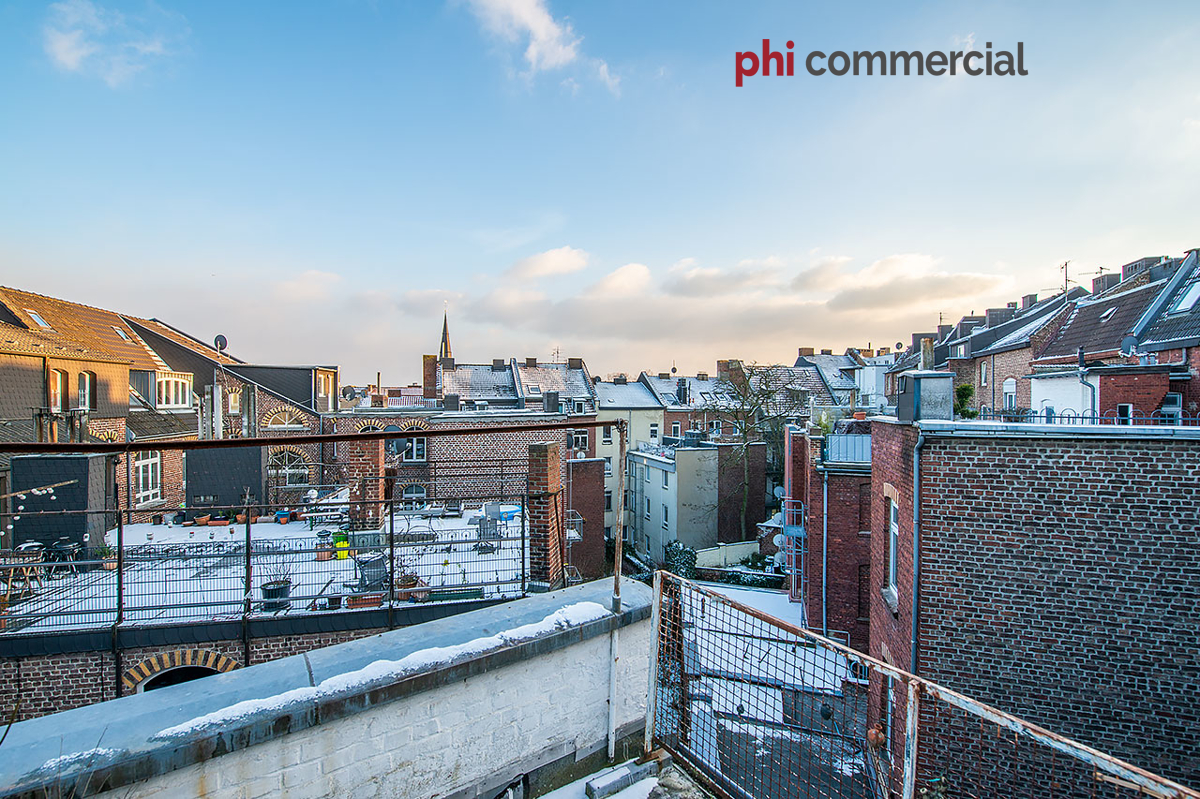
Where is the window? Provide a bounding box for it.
[662,469,669,489]
[662,504,669,530]
[1168,278,1200,314]
[980,362,989,387]
[227,389,241,414]
[857,564,870,620]
[572,430,588,450]
[604,526,612,538]
[133,451,162,506]
[1162,393,1182,425]
[49,369,66,411]
[643,466,649,483]
[527,384,541,395]
[400,484,427,510]
[268,450,310,486]
[111,326,131,341]
[671,421,681,437]
[403,427,427,462]
[604,456,612,476]
[1002,378,1017,410]
[1117,403,1133,425]
[156,374,194,410]
[25,309,51,329]
[604,490,613,511]
[317,374,331,396]
[649,423,659,442]
[573,400,585,414]
[602,425,612,444]
[644,497,650,520]
[265,410,307,430]
[1098,307,1117,323]
[78,372,95,410]
[710,419,722,435]
[887,499,899,591]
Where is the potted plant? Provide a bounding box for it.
[96,544,117,570]
[260,558,294,611]
[235,512,248,525]
[194,513,211,526]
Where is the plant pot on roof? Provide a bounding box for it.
[260,558,295,611]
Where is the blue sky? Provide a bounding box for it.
[1,1,1198,382]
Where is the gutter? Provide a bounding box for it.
[909,430,925,676]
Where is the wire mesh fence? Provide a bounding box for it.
[0,495,530,634]
[647,572,1198,799]
[975,407,1200,427]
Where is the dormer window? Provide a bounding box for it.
[155,373,193,409]
[573,400,585,414]
[265,410,307,430]
[1168,279,1200,314]
[25,310,51,329]
[1099,307,1117,323]
[112,326,132,342]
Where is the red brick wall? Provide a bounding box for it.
[809,467,872,652]
[566,458,607,580]
[715,442,766,544]
[1098,372,1171,416]
[527,441,563,586]
[875,424,1200,783]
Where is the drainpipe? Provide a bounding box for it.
[909,429,926,675]
[821,465,829,637]
[1078,347,1097,417]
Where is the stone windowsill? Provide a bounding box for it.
[881,584,899,615]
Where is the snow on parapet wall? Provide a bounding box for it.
[154,601,611,739]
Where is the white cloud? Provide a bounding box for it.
[273,270,342,304]
[594,59,620,96]
[953,32,977,51]
[43,0,187,87]
[506,245,589,279]
[463,0,578,72]
[586,263,651,297]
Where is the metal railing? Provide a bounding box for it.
[646,572,1199,799]
[975,407,1200,427]
[0,496,530,635]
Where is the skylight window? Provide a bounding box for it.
[112,326,131,341]
[1169,279,1200,314]
[1099,307,1117,323]
[527,385,541,394]
[25,310,51,329]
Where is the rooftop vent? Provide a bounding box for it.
[613,375,627,385]
[658,372,670,380]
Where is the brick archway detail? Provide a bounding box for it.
[122,648,239,692]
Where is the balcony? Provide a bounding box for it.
[824,433,871,464]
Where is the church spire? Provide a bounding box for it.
[439,306,453,361]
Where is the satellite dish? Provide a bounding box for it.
[772,533,784,548]
[773,486,785,499]
[341,385,358,401]
[895,342,904,350]
[671,366,677,374]
[214,334,228,352]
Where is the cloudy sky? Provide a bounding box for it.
[1,1,1198,382]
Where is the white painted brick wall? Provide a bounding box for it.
[94,620,650,799]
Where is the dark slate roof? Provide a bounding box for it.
[793,354,857,391]
[127,392,197,440]
[595,381,663,409]
[440,364,518,400]
[123,317,243,365]
[947,290,1087,358]
[1038,281,1167,359]
[1139,253,1200,350]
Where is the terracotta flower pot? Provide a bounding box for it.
[346,593,384,609]
[194,515,211,526]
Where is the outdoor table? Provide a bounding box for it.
[0,553,44,605]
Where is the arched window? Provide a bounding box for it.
[400,484,427,510]
[227,388,241,414]
[268,449,311,486]
[49,369,67,411]
[264,410,307,430]
[402,427,427,462]
[1002,378,1017,411]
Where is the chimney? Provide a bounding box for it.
[984,307,1016,327]
[444,393,460,411]
[492,358,506,372]
[422,355,438,399]
[1006,301,1018,310]
[658,372,671,380]
[919,337,935,370]
[696,371,708,381]
[797,347,815,357]
[525,357,537,368]
[1092,274,1120,294]
[937,324,953,340]
[440,357,455,371]
[676,379,689,405]
[878,346,890,355]
[567,357,583,370]
[911,333,936,350]
[543,391,559,413]
[592,375,600,384]
[614,375,627,385]
[820,348,833,355]
[861,348,875,357]
[1021,293,1038,310]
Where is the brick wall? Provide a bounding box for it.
[527,441,564,586]
[715,442,766,544]
[1098,371,1171,416]
[874,422,1200,783]
[566,458,607,580]
[344,438,384,530]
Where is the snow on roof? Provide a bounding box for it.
[515,362,594,399]
[440,363,518,399]
[595,381,662,409]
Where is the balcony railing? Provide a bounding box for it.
[824,433,871,464]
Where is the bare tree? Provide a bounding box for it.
[713,361,819,540]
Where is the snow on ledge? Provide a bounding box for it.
[151,601,612,741]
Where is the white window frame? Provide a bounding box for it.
[883,675,895,752]
[156,374,194,410]
[269,450,310,487]
[228,389,241,414]
[710,419,722,435]
[649,423,659,442]
[25,309,51,329]
[49,369,66,412]
[112,325,131,341]
[644,497,651,520]
[604,456,613,476]
[133,450,162,506]
[572,430,588,450]
[78,371,94,411]
[403,429,427,462]
[887,499,899,591]
[400,484,427,510]
[980,362,989,388]
[265,410,308,431]
[573,400,585,414]
[1117,403,1133,425]
[671,421,681,437]
[662,503,669,530]
[1002,378,1017,410]
[602,425,612,444]
[662,469,669,489]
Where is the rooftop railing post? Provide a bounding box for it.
[113,482,124,698]
[901,680,922,799]
[387,488,395,630]
[242,504,252,667]
[520,493,527,594]
[643,569,663,757]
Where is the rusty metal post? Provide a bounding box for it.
[387,492,395,630]
[643,569,663,757]
[901,680,922,799]
[242,505,252,666]
[611,420,627,613]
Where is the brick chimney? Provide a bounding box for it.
[919,337,935,370]
[345,438,384,531]
[1021,293,1038,309]
[797,347,815,357]
[527,442,564,587]
[1092,274,1120,295]
[820,349,833,355]
[422,354,438,399]
[984,307,1016,327]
